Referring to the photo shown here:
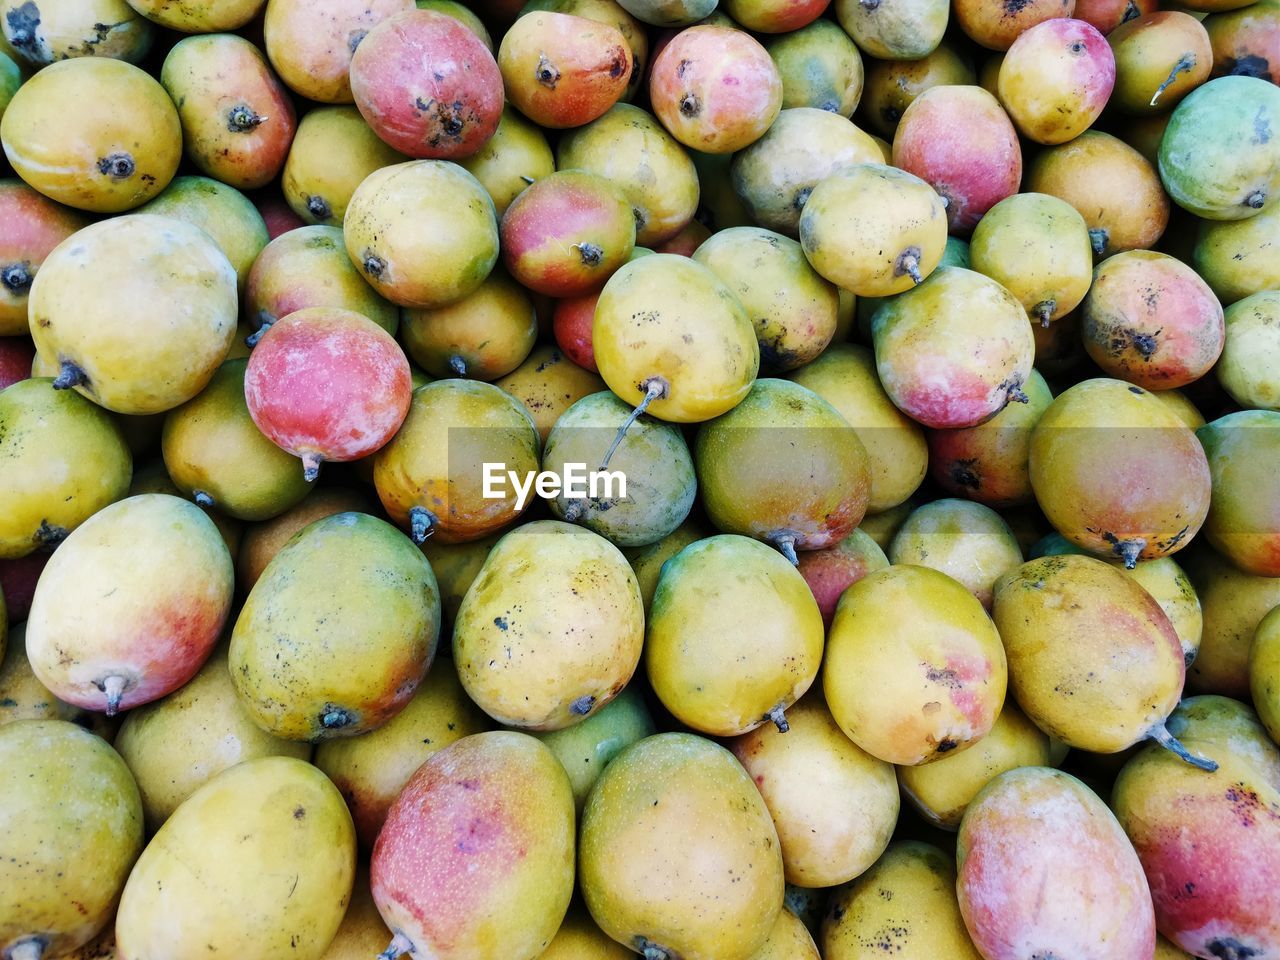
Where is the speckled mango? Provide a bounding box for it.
[0,0,152,67]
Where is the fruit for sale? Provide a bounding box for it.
[401,270,535,380]
[0,720,143,960]
[957,767,1156,959]
[890,500,1023,608]
[1206,1,1280,83]
[1075,0,1157,34]
[237,487,372,592]
[454,520,643,728]
[593,253,759,423]
[538,907,633,960]
[954,0,1076,50]
[794,528,889,627]
[314,662,489,846]
[824,565,1006,765]
[730,694,898,887]
[127,0,265,31]
[1194,201,1280,304]
[458,106,555,216]
[116,756,356,960]
[1184,547,1280,697]
[860,45,974,138]
[731,108,883,237]
[231,511,440,740]
[835,0,947,60]
[374,379,540,542]
[1026,130,1169,256]
[161,34,297,190]
[114,647,311,830]
[264,0,413,103]
[620,519,707,610]
[998,17,1114,144]
[872,266,1035,429]
[1111,11,1213,116]
[493,344,606,441]
[1,58,180,212]
[802,163,947,299]
[282,107,406,226]
[649,25,782,154]
[765,20,862,116]
[523,0,648,99]
[822,842,982,960]
[1113,696,1280,959]
[0,0,152,66]
[0,181,87,335]
[1160,75,1280,219]
[1198,411,1280,577]
[1253,605,1280,743]
[0,379,131,558]
[1219,291,1280,409]
[343,160,499,308]
[372,732,575,960]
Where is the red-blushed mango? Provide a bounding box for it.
[1219,291,1280,410]
[1027,130,1169,256]
[402,269,537,380]
[0,181,87,335]
[730,694,899,887]
[263,0,414,104]
[1113,696,1280,959]
[351,10,503,159]
[26,494,233,716]
[835,0,947,60]
[824,564,1008,766]
[314,663,490,847]
[1198,411,1280,577]
[954,0,1076,50]
[458,106,555,216]
[767,20,865,116]
[1082,250,1225,390]
[236,487,373,593]
[998,17,1114,144]
[126,0,265,31]
[957,767,1156,958]
[580,732,784,960]
[1029,378,1210,566]
[115,756,356,960]
[795,528,889,627]
[889,499,1022,608]
[245,307,411,481]
[822,842,982,960]
[499,12,631,128]
[230,511,440,741]
[343,160,499,309]
[647,535,823,736]
[371,732,575,960]
[161,35,296,190]
[493,344,606,442]
[1075,0,1158,33]
[1195,202,1280,306]
[282,107,407,227]
[859,44,974,138]
[1207,1,1280,83]
[1,0,152,66]
[872,266,1035,429]
[0,720,143,960]
[649,25,782,154]
[620,519,709,612]
[0,58,179,212]
[523,0,649,102]
[651,217,710,255]
[373,379,540,543]
[554,290,601,370]
[724,0,825,32]
[1109,11,1212,113]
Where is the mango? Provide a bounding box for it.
[1194,201,1280,305]
[320,867,391,960]
[860,44,973,138]
[620,519,708,612]
[0,0,152,66]
[957,767,1156,958]
[824,564,1007,765]
[125,0,265,31]
[282,107,405,226]
[1199,411,1280,576]
[417,533,499,624]
[2,626,99,735]
[538,907,633,960]
[747,909,819,960]
[0,720,143,960]
[231,511,439,741]
[1110,11,1212,113]
[822,842,982,960]
[580,732,784,960]
[766,20,864,116]
[494,345,606,442]
[613,0,713,25]
[236,486,373,593]
[730,694,898,887]
[114,647,310,830]
[551,246,654,372]
[647,535,823,736]
[1218,290,1280,410]
[127,462,243,556]
[455,520,643,729]
[794,528,889,627]
[1252,605,1280,744]
[1113,696,1280,958]
[1184,547,1280,697]
[1075,0,1158,34]
[999,17,1115,144]
[371,731,575,960]
[889,499,1022,608]
[402,269,537,380]
[0,57,179,212]
[835,0,947,59]
[0,181,88,336]
[1206,0,1280,82]
[116,756,355,960]
[458,105,555,217]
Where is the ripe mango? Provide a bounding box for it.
[283,107,405,226]
[836,0,947,59]
[402,269,537,380]
[236,486,373,593]
[1109,11,1212,113]
[766,20,864,116]
[126,0,265,31]
[1252,605,1280,747]
[458,105,555,216]
[319,867,390,960]
[0,0,152,67]
[493,344,606,442]
[1198,410,1280,576]
[1195,202,1280,306]
[0,180,89,336]
[889,499,1022,608]
[620,519,708,612]
[794,527,890,627]
[860,44,972,137]
[538,907,633,960]
[115,756,356,960]
[1183,546,1280,697]
[418,533,500,622]
[998,18,1115,144]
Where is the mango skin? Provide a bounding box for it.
[1109,12,1212,114]
[889,499,1023,608]
[647,535,824,737]
[999,17,1115,144]
[116,756,356,960]
[1219,291,1280,412]
[794,528,889,627]
[1252,605,1280,747]
[0,378,131,558]
[0,720,143,959]
[283,107,406,227]
[232,512,440,742]
[620,519,708,613]
[536,906,634,960]
[0,180,89,335]
[493,344,605,442]
[1195,202,1280,306]
[1,57,180,213]
[957,767,1156,959]
[766,20,863,117]
[371,731,575,960]
[835,0,947,59]
[822,842,982,960]
[580,732,784,960]
[125,0,265,31]
[455,520,644,730]
[1199,410,1280,576]
[237,487,373,594]
[319,867,391,960]
[1113,696,1280,958]
[1,0,153,66]
[458,105,555,217]
[1183,547,1280,697]
[730,695,898,887]
[418,533,499,623]
[824,564,1007,766]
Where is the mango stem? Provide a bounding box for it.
[766,705,790,733]
[638,941,670,960]
[894,246,924,285]
[52,360,87,391]
[301,453,323,484]
[409,506,437,544]
[193,491,214,508]
[100,675,126,717]
[7,938,45,960]
[245,320,272,348]
[449,355,467,377]
[1105,535,1145,569]
[378,932,416,960]
[1034,300,1055,328]
[769,532,800,566]
[1149,720,1218,772]
[1150,54,1196,107]
[1245,191,1267,210]
[1088,228,1108,256]
[599,378,667,472]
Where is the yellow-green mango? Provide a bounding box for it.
[537,906,633,959]
[1,720,143,960]
[115,756,356,960]
[860,45,974,138]
[418,533,500,623]
[0,378,131,558]
[767,20,864,117]
[822,842,982,960]
[320,867,390,960]
[1198,410,1280,576]
[729,694,898,887]
[236,486,373,593]
[858,500,914,552]
[1109,11,1212,114]
[0,0,152,67]
[1183,546,1280,697]
[835,0,948,59]
[283,106,406,226]
[1251,605,1280,745]
[580,732,784,960]
[620,520,709,613]
[647,535,823,736]
[454,520,644,729]
[1194,201,1280,305]
[0,624,115,735]
[888,499,1023,608]
[313,662,490,847]
[126,0,266,32]
[1218,290,1280,412]
[114,647,311,831]
[231,511,440,741]
[127,461,243,556]
[459,106,555,216]
[494,344,607,442]
[748,909,820,960]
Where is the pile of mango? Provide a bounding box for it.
[2,0,1280,957]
